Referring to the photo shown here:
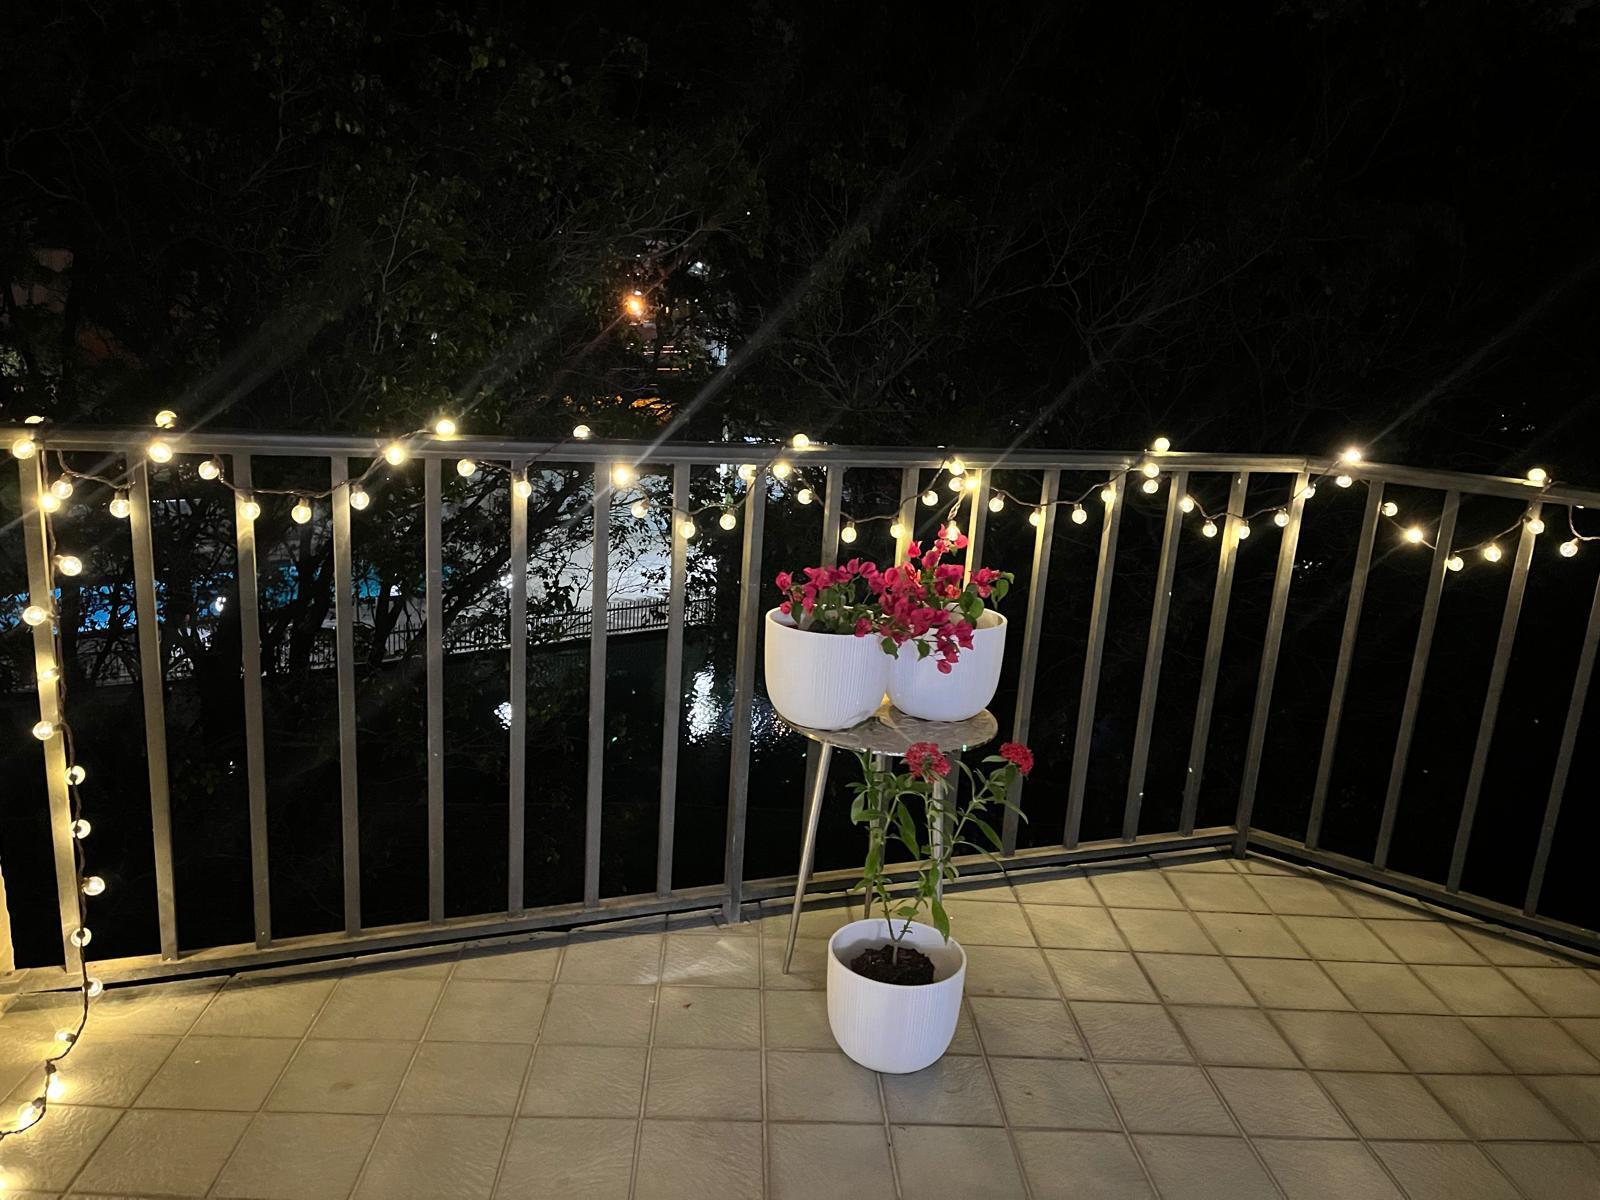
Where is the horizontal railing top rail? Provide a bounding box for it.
[21,425,1600,508]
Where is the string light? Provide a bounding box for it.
[612,464,636,487]
[383,443,409,466]
[511,476,532,501]
[1560,540,1580,558]
[772,461,792,480]
[1340,447,1363,464]
[840,523,859,543]
[1141,462,1160,479]
[1527,516,1545,535]
[1100,485,1116,505]
[23,605,50,627]
[65,765,86,785]
[1381,501,1399,517]
[291,498,313,525]
[1404,526,1425,544]
[946,458,966,477]
[32,720,57,741]
[434,417,458,437]
[629,499,649,519]
[988,495,1005,513]
[1180,495,1195,513]
[1028,508,1044,528]
[1446,555,1465,572]
[791,433,811,449]
[1482,544,1503,563]
[1151,436,1172,453]
[38,665,59,684]
[456,458,478,478]
[71,819,90,839]
[890,520,907,538]
[1236,521,1252,540]
[241,497,262,521]
[39,491,61,513]
[1273,509,1289,527]
[154,409,178,429]
[350,485,372,510]
[719,511,737,531]
[572,424,593,440]
[198,458,222,481]
[1527,467,1547,485]
[1336,474,1353,488]
[1071,504,1088,525]
[1141,477,1160,495]
[1202,520,1218,538]
[50,476,74,499]
[796,488,814,505]
[1300,484,1317,500]
[678,516,697,539]
[737,464,757,482]
[69,928,91,947]
[921,490,938,506]
[11,434,37,458]
[109,491,131,519]
[81,876,105,897]
[147,439,173,463]
[963,475,980,492]
[948,476,964,492]
[55,555,83,577]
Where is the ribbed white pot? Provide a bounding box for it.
[763,608,889,730]
[827,918,966,1074]
[888,610,1007,722]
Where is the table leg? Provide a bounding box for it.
[862,751,890,923]
[783,743,832,974]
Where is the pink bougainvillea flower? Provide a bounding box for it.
[905,741,951,781]
[775,571,793,591]
[853,616,874,638]
[999,742,1034,775]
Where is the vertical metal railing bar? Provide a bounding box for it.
[896,467,919,566]
[1003,471,1060,856]
[507,459,530,916]
[723,478,767,923]
[424,456,445,924]
[229,458,271,948]
[1233,470,1313,855]
[1123,470,1190,842]
[656,462,690,898]
[1375,490,1459,869]
[1306,482,1384,850]
[1448,503,1539,893]
[17,454,83,973]
[127,460,181,960]
[1180,471,1250,835]
[1064,474,1126,848]
[963,473,991,579]
[802,465,846,827]
[584,465,610,909]
[330,457,362,934]
[1524,569,1600,916]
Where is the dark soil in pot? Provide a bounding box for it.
[849,943,936,985]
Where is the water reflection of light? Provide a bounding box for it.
[494,701,513,730]
[687,667,718,739]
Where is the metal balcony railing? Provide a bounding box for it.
[7,429,1600,989]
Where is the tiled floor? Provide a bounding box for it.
[4,852,1600,1199]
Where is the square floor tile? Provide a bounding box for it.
[135,1035,297,1110]
[1424,1074,1576,1139]
[1464,1017,1600,1073]
[761,934,829,990]
[1045,950,1157,1002]
[1230,957,1349,1009]
[1247,876,1353,916]
[1170,1008,1298,1067]
[1015,1130,1154,1199]
[395,1041,531,1114]
[519,1044,645,1117]
[762,990,833,1049]
[645,1047,762,1120]
[941,898,1036,946]
[1089,867,1184,910]
[1072,1002,1191,1062]
[660,934,760,987]
[1133,1134,1277,1200]
[495,1117,634,1200]
[311,976,443,1040]
[882,1054,1002,1125]
[456,938,563,981]
[1563,1017,1600,1058]
[891,1124,1027,1199]
[1525,1075,1600,1138]
[767,1049,881,1122]
[214,1112,380,1199]
[1279,916,1396,962]
[6,1033,176,1108]
[1321,961,1449,1013]
[1412,966,1540,1016]
[1138,953,1255,1006]
[1454,927,1569,967]
[1372,1142,1520,1200]
[769,1123,895,1200]
[540,985,656,1046]
[1025,904,1125,950]
[1167,873,1271,914]
[964,946,1060,997]
[635,1118,763,1200]
[1195,911,1308,958]
[654,985,760,1048]
[354,1114,510,1200]
[0,1102,120,1191]
[760,902,858,941]
[1368,920,1485,964]
[1502,967,1600,1016]
[425,980,549,1042]
[1208,1067,1351,1137]
[1111,909,1215,954]
[1098,1063,1235,1134]
[969,996,1085,1058]
[268,1038,415,1113]
[990,1057,1119,1130]
[1317,1071,1468,1139]
[191,975,338,1037]
[1010,869,1103,907]
[559,931,662,984]
[1254,1138,1403,1200]
[1364,1013,1508,1073]
[70,978,225,1037]
[1486,1143,1600,1200]
[1268,1010,1403,1070]
[74,1109,249,1196]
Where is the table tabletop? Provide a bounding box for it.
[782,701,998,756]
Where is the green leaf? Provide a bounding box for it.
[930,895,950,941]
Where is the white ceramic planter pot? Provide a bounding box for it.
[827,918,966,1073]
[888,610,1007,722]
[763,608,889,730]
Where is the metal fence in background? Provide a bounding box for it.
[8,428,1600,989]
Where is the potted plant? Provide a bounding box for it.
[764,559,890,729]
[878,525,1014,722]
[827,740,1033,1073]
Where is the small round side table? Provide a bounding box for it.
[779,702,998,973]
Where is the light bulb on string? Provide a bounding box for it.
[1527,516,1545,535]
[1202,520,1218,538]
[1404,526,1425,544]
[1071,504,1088,525]
[571,424,593,440]
[70,927,91,947]
[456,458,478,478]
[350,485,372,510]
[71,819,91,839]
[24,414,45,423]
[65,765,86,785]
[1141,462,1160,479]
[1381,501,1399,517]
[1237,521,1252,540]
[719,511,737,531]
[1152,436,1172,453]
[737,464,756,482]
[791,433,811,449]
[109,491,131,519]
[1560,539,1580,558]
[1335,474,1353,488]
[921,490,938,506]
[1028,508,1044,528]
[796,488,814,505]
[11,434,37,458]
[55,554,83,577]
[771,461,792,480]
[147,439,173,463]
[1340,447,1363,464]
[1527,467,1548,485]
[86,978,104,998]
[629,499,649,519]
[1273,510,1290,528]
[1141,477,1160,495]
[55,1029,77,1044]
[1179,495,1195,513]
[946,458,966,477]
[434,417,458,437]
[1100,485,1116,505]
[50,476,74,499]
[1300,484,1318,500]
[611,464,635,488]
[241,497,261,522]
[38,664,59,684]
[31,720,56,741]
[948,476,963,492]
[947,519,962,538]
[82,876,106,897]
[17,1099,44,1130]
[1446,554,1465,572]
[46,1069,65,1101]
[23,605,50,627]
[1482,543,1503,563]
[678,517,697,540]
[840,523,858,544]
[963,475,980,492]
[154,409,178,429]
[890,520,907,539]
[39,491,61,513]
[198,458,222,481]
[291,498,313,525]
[383,442,408,466]
[511,477,532,501]
[988,495,1005,513]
